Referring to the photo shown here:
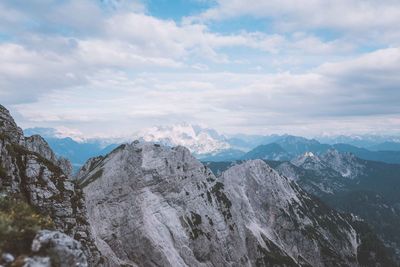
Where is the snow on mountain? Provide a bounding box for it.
[291,152,326,170]
[133,123,230,155]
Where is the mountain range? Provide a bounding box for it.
[205,149,400,261]
[24,124,400,170]
[1,104,398,266]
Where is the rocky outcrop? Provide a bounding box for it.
[31,230,88,267]
[24,134,73,177]
[0,105,25,145]
[0,104,101,266]
[78,141,390,266]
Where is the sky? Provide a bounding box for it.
[1,0,400,138]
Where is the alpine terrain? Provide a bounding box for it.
[0,104,396,266]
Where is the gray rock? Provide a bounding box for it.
[0,105,102,266]
[31,230,88,267]
[23,256,51,267]
[1,253,14,264]
[24,134,73,178]
[24,135,58,163]
[0,104,24,144]
[57,157,73,177]
[79,142,363,267]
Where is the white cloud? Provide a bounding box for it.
[11,47,400,136]
[193,0,400,31]
[1,0,400,136]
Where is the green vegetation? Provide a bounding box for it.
[180,212,210,240]
[352,221,396,267]
[211,182,232,221]
[0,196,54,255]
[0,165,7,178]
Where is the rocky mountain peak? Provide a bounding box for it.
[291,151,325,169]
[221,159,300,206]
[0,104,24,144]
[320,149,364,178]
[23,131,73,176]
[77,141,385,266]
[24,134,58,163]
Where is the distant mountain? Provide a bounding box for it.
[241,143,291,161]
[24,128,119,170]
[198,148,245,161]
[133,123,230,155]
[275,135,331,156]
[24,127,400,167]
[368,141,400,151]
[334,143,400,164]
[226,134,284,151]
[242,137,400,165]
[316,135,400,148]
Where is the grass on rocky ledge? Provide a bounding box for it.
[0,196,54,255]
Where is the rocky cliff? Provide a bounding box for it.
[0,104,101,266]
[78,141,392,266]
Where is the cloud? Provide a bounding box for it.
[11,47,400,136]
[1,0,399,137]
[193,0,400,31]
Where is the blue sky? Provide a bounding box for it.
[0,0,400,138]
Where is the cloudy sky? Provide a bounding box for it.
[1,0,400,138]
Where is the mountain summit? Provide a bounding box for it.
[133,123,230,155]
[77,141,391,266]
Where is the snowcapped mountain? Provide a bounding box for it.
[133,123,230,155]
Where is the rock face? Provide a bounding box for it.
[31,230,88,267]
[274,150,400,262]
[78,141,389,266]
[0,104,101,266]
[0,105,25,145]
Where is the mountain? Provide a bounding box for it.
[0,104,102,266]
[333,143,400,164]
[241,137,400,165]
[1,104,396,266]
[133,123,230,155]
[226,134,285,151]
[24,128,119,170]
[204,149,400,262]
[276,150,400,260]
[197,148,245,161]
[77,141,393,266]
[275,136,331,156]
[368,141,400,151]
[316,135,400,148]
[241,143,291,161]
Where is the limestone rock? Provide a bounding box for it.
[31,230,88,267]
[79,142,372,266]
